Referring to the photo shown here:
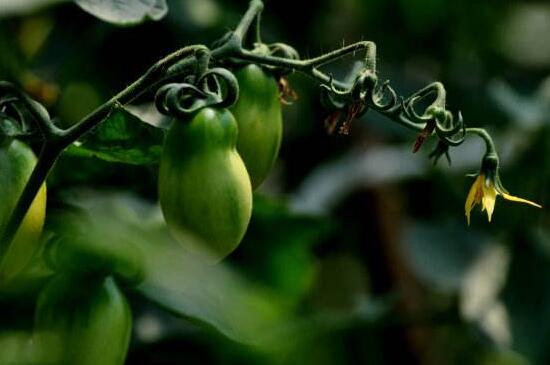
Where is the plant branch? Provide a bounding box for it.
[60,45,208,148]
[0,82,64,139]
[465,127,497,155]
[0,45,207,253]
[234,0,264,45]
[0,0,494,257]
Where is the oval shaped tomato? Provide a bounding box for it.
[158,107,252,261]
[0,140,47,287]
[34,274,132,365]
[230,64,283,189]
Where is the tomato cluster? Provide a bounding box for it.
[0,63,283,364]
[159,64,283,261]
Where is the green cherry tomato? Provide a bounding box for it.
[0,140,47,287]
[34,274,132,365]
[159,107,253,261]
[230,64,283,189]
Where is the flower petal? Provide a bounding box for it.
[501,192,542,208]
[481,182,497,222]
[465,175,483,225]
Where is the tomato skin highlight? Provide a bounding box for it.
[0,140,47,287]
[34,274,132,365]
[159,107,252,261]
[231,64,283,189]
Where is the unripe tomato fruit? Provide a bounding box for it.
[0,140,46,286]
[35,275,132,365]
[230,64,283,189]
[159,107,253,261]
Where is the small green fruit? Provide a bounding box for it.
[231,64,283,189]
[159,107,252,261]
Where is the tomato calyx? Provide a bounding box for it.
[155,68,239,119]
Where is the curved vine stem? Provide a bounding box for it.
[0,0,267,250]
[0,0,492,254]
[0,82,64,139]
[233,0,264,45]
[236,41,376,89]
[1,44,208,250]
[465,127,497,156]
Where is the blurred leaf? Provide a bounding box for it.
[0,235,54,299]
[235,195,336,304]
[398,0,447,34]
[74,0,168,25]
[309,254,369,312]
[0,24,24,78]
[502,231,550,365]
[65,105,164,165]
[0,329,64,365]
[488,79,546,128]
[50,191,290,348]
[460,244,511,347]
[478,348,530,365]
[0,0,67,16]
[402,221,489,292]
[47,210,146,286]
[58,82,101,126]
[499,3,550,68]
[137,236,289,348]
[275,295,396,365]
[0,331,36,364]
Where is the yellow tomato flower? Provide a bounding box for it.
[465,173,542,225]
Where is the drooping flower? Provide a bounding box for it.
[464,155,541,225]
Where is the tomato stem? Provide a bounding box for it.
[0,45,207,253]
[234,0,264,46]
[465,128,497,156]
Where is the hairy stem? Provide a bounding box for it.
[61,45,207,147]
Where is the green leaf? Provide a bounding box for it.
[73,0,168,26]
[50,191,290,348]
[137,235,289,348]
[65,106,165,165]
[0,330,58,365]
[235,195,337,305]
